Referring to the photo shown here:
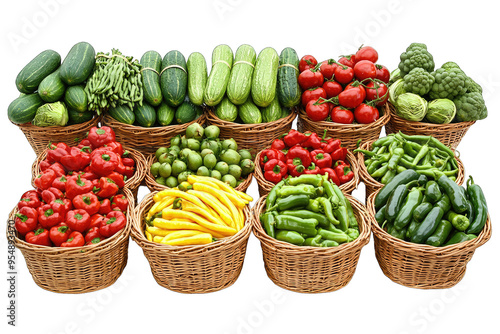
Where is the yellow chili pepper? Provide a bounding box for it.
[152,218,226,238]
[187,190,233,227]
[161,210,237,236]
[192,183,240,224]
[180,200,226,226]
[153,189,209,211]
[146,226,175,237]
[160,230,204,243]
[145,230,153,242]
[161,233,213,246]
[147,196,175,220]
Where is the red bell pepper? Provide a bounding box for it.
[60,146,91,172]
[334,161,354,185]
[46,142,70,164]
[76,169,99,181]
[304,163,320,175]
[89,214,106,228]
[34,169,57,191]
[283,129,307,147]
[17,190,41,210]
[100,211,126,238]
[47,162,66,177]
[49,224,72,246]
[73,192,101,216]
[102,141,124,156]
[111,194,128,212]
[286,145,311,168]
[37,204,63,229]
[60,231,85,247]
[114,161,135,180]
[66,175,93,200]
[39,160,51,172]
[302,132,323,150]
[331,147,348,162]
[286,158,305,177]
[263,159,288,183]
[311,150,333,169]
[320,167,340,186]
[51,175,68,192]
[106,171,125,188]
[77,138,92,149]
[95,177,119,198]
[88,126,115,149]
[259,149,286,167]
[321,138,341,154]
[41,187,64,204]
[99,199,112,214]
[66,209,91,233]
[86,237,103,245]
[15,207,38,235]
[25,228,51,246]
[90,151,119,176]
[271,138,286,151]
[51,198,73,217]
[121,157,135,168]
[84,226,103,243]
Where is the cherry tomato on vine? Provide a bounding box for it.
[319,60,338,80]
[354,60,377,81]
[354,103,380,124]
[299,55,318,73]
[355,46,378,63]
[338,55,356,68]
[322,81,343,99]
[375,64,390,83]
[331,106,354,124]
[301,87,327,107]
[298,69,324,90]
[305,99,330,121]
[333,66,354,85]
[365,81,389,106]
[338,85,365,109]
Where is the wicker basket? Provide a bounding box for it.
[357,139,465,201]
[366,191,491,289]
[253,148,359,197]
[297,103,391,150]
[15,116,101,156]
[144,153,253,193]
[101,114,207,154]
[130,191,252,293]
[385,103,475,150]
[31,148,147,202]
[8,188,134,294]
[251,194,371,293]
[204,107,297,155]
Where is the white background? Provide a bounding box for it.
[1,1,499,333]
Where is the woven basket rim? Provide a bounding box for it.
[367,190,492,256]
[130,191,252,254]
[251,194,371,256]
[14,114,102,132]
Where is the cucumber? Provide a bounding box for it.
[140,50,163,107]
[227,44,256,105]
[134,102,156,127]
[64,85,88,112]
[16,49,61,94]
[277,47,301,107]
[187,52,207,106]
[156,102,175,126]
[204,44,233,106]
[59,42,96,85]
[176,99,201,124]
[251,47,279,107]
[8,93,45,124]
[68,109,93,125]
[38,69,65,103]
[239,99,262,124]
[261,93,282,123]
[215,97,238,122]
[160,50,187,107]
[108,104,135,125]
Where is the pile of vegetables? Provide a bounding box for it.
[259,130,353,186]
[8,42,97,126]
[260,174,359,247]
[299,46,390,124]
[150,123,255,188]
[15,126,134,247]
[144,175,252,246]
[390,43,488,123]
[356,132,459,184]
[374,172,488,246]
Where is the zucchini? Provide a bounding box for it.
[68,109,93,125]
[204,44,233,106]
[160,50,187,107]
[8,93,45,124]
[239,98,262,124]
[251,47,279,107]
[140,50,163,107]
[64,85,88,112]
[227,44,256,105]
[108,104,135,125]
[156,102,175,126]
[187,52,208,106]
[410,207,445,244]
[261,92,282,123]
[16,49,61,93]
[277,47,301,107]
[281,106,291,119]
[38,69,65,103]
[215,97,238,122]
[134,102,156,127]
[59,42,95,85]
[375,169,419,210]
[176,99,201,124]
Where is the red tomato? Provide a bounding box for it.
[322,81,343,98]
[298,69,324,90]
[354,103,380,124]
[375,64,390,83]
[345,83,366,101]
[301,87,327,107]
[299,55,318,72]
[338,55,356,68]
[319,60,338,80]
[338,85,365,109]
[354,60,377,81]
[355,46,378,63]
[305,99,330,121]
[333,66,354,85]
[331,106,354,124]
[365,81,389,106]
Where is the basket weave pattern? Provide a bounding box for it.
[366,191,491,289]
[9,188,134,293]
[130,192,252,293]
[251,195,371,293]
[297,103,391,150]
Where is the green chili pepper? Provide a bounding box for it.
[276,230,305,245]
[413,143,429,165]
[434,193,451,213]
[288,174,324,187]
[317,197,339,225]
[444,232,476,246]
[394,187,424,230]
[458,186,474,223]
[410,207,444,244]
[370,162,389,178]
[385,183,412,223]
[435,172,468,213]
[388,224,407,240]
[304,235,322,247]
[413,202,433,222]
[320,239,339,247]
[372,135,395,147]
[426,219,453,246]
[425,181,442,203]
[447,211,470,231]
[277,184,316,198]
[323,180,335,199]
[466,176,488,234]
[266,179,286,210]
[280,210,329,229]
[375,169,419,210]
[403,142,418,157]
[333,205,349,232]
[260,212,276,238]
[353,148,376,157]
[388,147,405,170]
[271,194,310,211]
[406,218,420,239]
[275,215,318,237]
[375,204,386,224]
[346,227,360,242]
[381,169,396,184]
[367,153,391,174]
[306,198,321,212]
[417,174,428,186]
[317,228,349,243]
[396,166,407,174]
